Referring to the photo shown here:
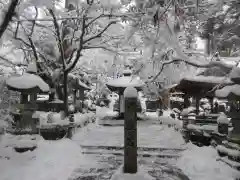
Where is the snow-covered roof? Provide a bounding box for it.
[6,73,50,92]
[183,76,232,84]
[215,84,240,98]
[106,76,144,89]
[122,69,132,75]
[49,99,64,103]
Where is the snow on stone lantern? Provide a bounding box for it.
[68,73,91,112]
[215,67,240,140]
[106,69,144,119]
[6,62,49,104]
[6,62,50,133]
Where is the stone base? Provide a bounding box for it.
[111,165,154,180]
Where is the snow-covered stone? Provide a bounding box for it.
[124,86,138,98]
[217,113,229,124]
[183,76,232,84]
[106,76,144,89]
[111,165,154,180]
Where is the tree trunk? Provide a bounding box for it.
[63,72,69,117]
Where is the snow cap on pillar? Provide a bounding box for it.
[26,62,37,74]
[124,86,138,98]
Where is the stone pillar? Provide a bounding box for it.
[123,87,138,174]
[29,93,37,102]
[20,93,28,104]
[79,88,84,111]
[73,89,77,104]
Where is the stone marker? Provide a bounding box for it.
[123,86,138,174]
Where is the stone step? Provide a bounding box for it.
[81,148,181,158]
[80,145,185,152]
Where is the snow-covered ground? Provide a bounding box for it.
[72,122,185,148]
[0,108,239,180]
[177,143,240,180]
[0,135,85,180]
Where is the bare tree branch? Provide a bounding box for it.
[0,0,19,39]
[49,9,66,69]
[151,58,234,83]
[65,15,87,73]
[83,21,117,44]
[85,14,103,28]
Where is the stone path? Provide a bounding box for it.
[69,121,189,180]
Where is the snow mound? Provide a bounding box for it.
[74,112,95,125]
[176,144,240,180]
[124,86,138,98]
[181,108,190,116]
[0,134,92,180]
[96,106,118,119]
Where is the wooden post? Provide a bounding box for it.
[124,87,138,174]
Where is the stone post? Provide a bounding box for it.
[123,87,138,174]
[181,109,190,142]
